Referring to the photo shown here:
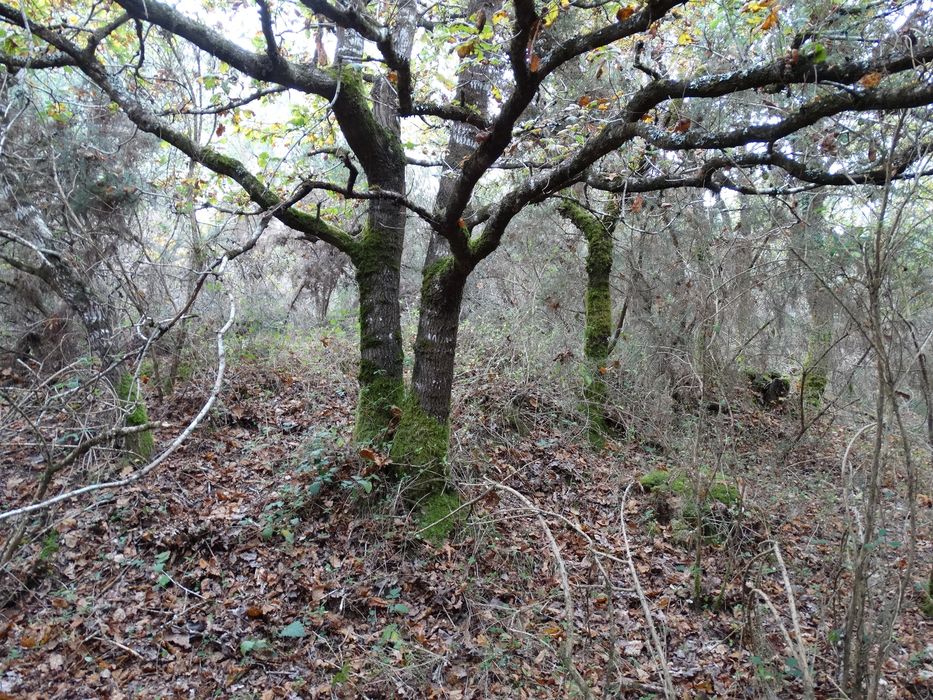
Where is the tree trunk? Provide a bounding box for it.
[348,72,408,443]
[398,5,490,494]
[392,258,466,496]
[558,199,615,447]
[353,197,406,443]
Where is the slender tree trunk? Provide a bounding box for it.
[353,195,406,443]
[802,281,835,408]
[558,199,616,447]
[392,259,467,496]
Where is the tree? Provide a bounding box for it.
[557,195,619,446]
[0,75,156,457]
[3,0,932,502]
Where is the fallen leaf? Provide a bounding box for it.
[858,71,883,88]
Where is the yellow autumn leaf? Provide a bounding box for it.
[677,31,694,45]
[758,7,779,32]
[492,10,509,24]
[543,3,559,27]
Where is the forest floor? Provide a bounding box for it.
[1,346,931,699]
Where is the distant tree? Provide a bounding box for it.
[0,75,155,456]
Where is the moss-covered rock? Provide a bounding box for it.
[116,372,154,459]
[418,491,464,544]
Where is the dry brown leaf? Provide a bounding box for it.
[858,71,883,88]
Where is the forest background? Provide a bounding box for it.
[0,0,931,697]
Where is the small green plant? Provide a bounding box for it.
[39,531,60,561]
[153,551,171,588]
[239,638,270,656]
[278,620,306,639]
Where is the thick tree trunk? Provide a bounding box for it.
[353,196,406,443]
[398,5,490,494]
[349,69,408,443]
[558,199,615,446]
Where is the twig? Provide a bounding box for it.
[483,479,592,700]
[756,540,816,698]
[619,482,675,699]
[0,276,236,522]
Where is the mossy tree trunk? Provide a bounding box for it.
[325,27,413,444]
[802,283,834,409]
[557,197,619,447]
[351,199,406,443]
[393,257,468,497]
[794,193,835,418]
[395,13,490,498]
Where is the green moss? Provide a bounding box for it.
[390,393,450,499]
[802,369,828,407]
[584,286,612,360]
[583,371,608,449]
[640,469,672,491]
[116,372,154,459]
[558,199,615,449]
[639,469,688,494]
[802,327,832,407]
[418,491,463,544]
[355,375,404,444]
[421,256,455,293]
[708,481,739,506]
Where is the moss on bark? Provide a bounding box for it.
[418,491,463,544]
[355,375,404,444]
[116,372,154,459]
[390,392,450,499]
[558,199,614,448]
[351,224,405,443]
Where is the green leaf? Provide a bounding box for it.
[804,43,827,63]
[278,620,306,638]
[240,638,269,655]
[389,603,409,615]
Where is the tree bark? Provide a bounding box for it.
[558,198,616,446]
[391,258,467,496]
